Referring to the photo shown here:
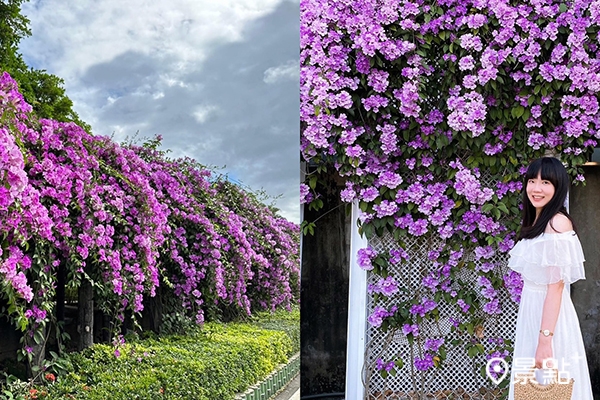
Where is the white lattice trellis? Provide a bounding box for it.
[362,228,518,399]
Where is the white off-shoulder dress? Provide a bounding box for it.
[507,231,593,400]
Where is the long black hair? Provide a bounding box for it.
[518,157,576,240]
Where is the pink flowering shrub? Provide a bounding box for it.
[0,72,54,335]
[212,180,300,314]
[131,145,300,324]
[301,0,600,391]
[17,116,170,336]
[0,72,299,363]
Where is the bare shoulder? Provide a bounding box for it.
[545,213,573,233]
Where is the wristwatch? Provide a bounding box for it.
[540,329,554,337]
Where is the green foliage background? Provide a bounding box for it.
[1,308,300,399]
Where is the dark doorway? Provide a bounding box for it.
[570,164,600,399]
[300,167,352,397]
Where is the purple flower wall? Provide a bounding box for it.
[301,0,600,394]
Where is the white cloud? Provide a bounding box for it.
[192,105,219,124]
[263,60,299,84]
[21,0,283,79]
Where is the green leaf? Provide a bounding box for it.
[497,203,509,213]
[492,208,501,220]
[511,106,525,118]
[360,201,368,212]
[466,323,474,335]
[439,347,447,360]
[481,203,494,213]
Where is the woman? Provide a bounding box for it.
[507,157,593,399]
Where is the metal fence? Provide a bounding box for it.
[237,353,300,400]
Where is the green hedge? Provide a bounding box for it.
[27,309,299,400]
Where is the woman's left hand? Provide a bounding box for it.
[534,338,554,368]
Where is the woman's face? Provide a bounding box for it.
[526,172,555,214]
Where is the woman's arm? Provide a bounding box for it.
[535,213,572,368]
[535,280,564,368]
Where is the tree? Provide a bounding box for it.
[0,0,90,130]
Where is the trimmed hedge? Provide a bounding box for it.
[30,309,299,400]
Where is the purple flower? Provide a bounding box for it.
[378,171,403,189]
[408,218,428,236]
[376,358,395,371]
[368,305,395,328]
[357,247,377,270]
[456,299,470,313]
[362,95,389,113]
[360,187,379,202]
[460,34,483,52]
[340,182,356,202]
[402,323,419,337]
[474,246,495,260]
[450,161,494,204]
[415,353,434,371]
[377,276,399,296]
[424,338,444,352]
[300,183,312,204]
[483,298,502,314]
[459,56,475,71]
[422,275,439,291]
[373,200,398,218]
[378,123,397,154]
[504,271,523,303]
[410,298,437,317]
[367,69,389,93]
[345,144,364,158]
[389,248,408,264]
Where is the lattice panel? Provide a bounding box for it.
[364,230,518,400]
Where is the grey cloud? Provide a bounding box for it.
[78,1,300,221]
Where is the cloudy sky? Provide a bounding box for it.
[18,0,300,222]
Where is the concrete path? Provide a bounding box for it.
[272,373,299,400]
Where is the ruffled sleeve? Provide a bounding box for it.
[508,231,586,285]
